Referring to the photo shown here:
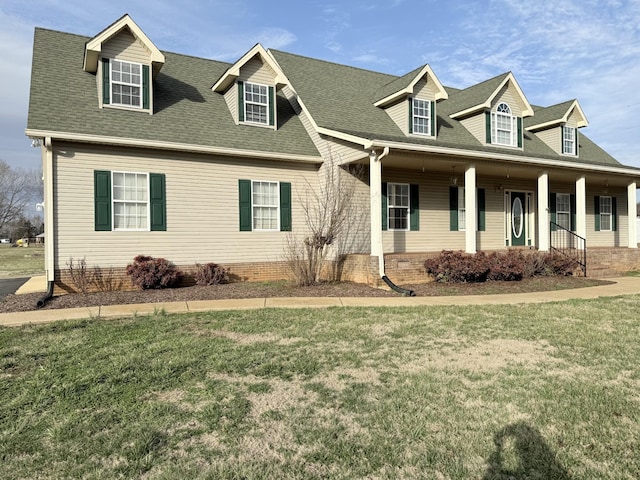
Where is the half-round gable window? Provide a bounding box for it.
[496,102,511,114]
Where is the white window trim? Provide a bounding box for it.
[412,98,431,136]
[600,195,612,232]
[244,81,270,126]
[556,193,571,231]
[458,187,466,231]
[110,59,143,109]
[491,103,517,147]
[563,126,576,156]
[387,182,410,231]
[112,171,150,231]
[251,180,280,231]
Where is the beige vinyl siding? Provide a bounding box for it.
[414,77,439,99]
[566,110,579,128]
[240,57,276,84]
[460,115,486,144]
[492,84,526,116]
[386,100,409,134]
[537,127,561,155]
[52,142,319,269]
[102,30,150,63]
[224,85,239,124]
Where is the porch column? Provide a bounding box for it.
[628,182,637,248]
[537,171,549,251]
[465,164,477,254]
[369,150,384,275]
[576,175,587,246]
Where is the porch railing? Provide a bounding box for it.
[550,222,587,276]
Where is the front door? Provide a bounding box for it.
[510,192,526,246]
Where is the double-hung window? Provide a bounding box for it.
[252,180,279,230]
[244,82,269,125]
[556,193,571,230]
[387,183,410,230]
[94,170,166,232]
[412,98,431,135]
[458,187,467,231]
[599,196,612,231]
[112,172,149,230]
[491,103,517,146]
[111,60,142,108]
[563,126,576,155]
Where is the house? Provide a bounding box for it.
[26,14,640,292]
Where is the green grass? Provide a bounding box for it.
[2,298,640,479]
[0,245,45,277]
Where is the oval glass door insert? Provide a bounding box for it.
[512,197,523,238]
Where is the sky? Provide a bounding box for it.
[1,0,640,173]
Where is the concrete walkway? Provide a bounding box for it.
[1,276,639,327]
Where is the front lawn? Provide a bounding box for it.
[0,245,45,277]
[1,299,639,478]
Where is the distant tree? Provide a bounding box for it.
[0,160,41,232]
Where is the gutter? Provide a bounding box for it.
[24,129,323,165]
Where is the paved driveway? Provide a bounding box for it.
[0,277,29,301]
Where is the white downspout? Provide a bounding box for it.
[369,146,389,277]
[43,137,54,282]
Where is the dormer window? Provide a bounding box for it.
[238,81,275,127]
[102,58,150,110]
[111,60,142,107]
[562,126,577,155]
[411,98,433,136]
[488,103,522,148]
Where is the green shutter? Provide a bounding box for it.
[517,117,523,148]
[410,184,419,231]
[477,188,486,231]
[142,65,150,110]
[449,186,458,231]
[550,193,557,231]
[94,170,111,231]
[149,173,166,231]
[238,81,245,122]
[430,101,435,136]
[102,58,110,105]
[239,179,251,231]
[382,182,388,231]
[594,196,601,231]
[612,197,617,231]
[570,194,576,231]
[408,98,413,134]
[268,86,275,127]
[485,111,492,144]
[279,182,291,231]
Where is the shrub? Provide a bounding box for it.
[487,250,526,281]
[66,256,94,293]
[424,250,490,283]
[194,262,229,286]
[125,255,183,290]
[425,250,580,283]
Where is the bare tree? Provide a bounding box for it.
[0,160,41,233]
[284,157,366,286]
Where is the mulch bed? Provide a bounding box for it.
[0,277,611,314]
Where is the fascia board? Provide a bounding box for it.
[83,14,165,73]
[24,129,323,164]
[212,44,288,93]
[368,139,640,177]
[373,65,448,108]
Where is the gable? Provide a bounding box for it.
[102,29,151,65]
[240,56,277,85]
[491,83,528,116]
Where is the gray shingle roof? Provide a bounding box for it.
[525,101,575,129]
[27,28,320,158]
[28,27,627,170]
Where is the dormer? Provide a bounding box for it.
[373,65,448,138]
[450,72,533,149]
[83,14,164,114]
[525,100,588,157]
[212,44,288,129]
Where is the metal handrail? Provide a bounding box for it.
[549,222,587,276]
